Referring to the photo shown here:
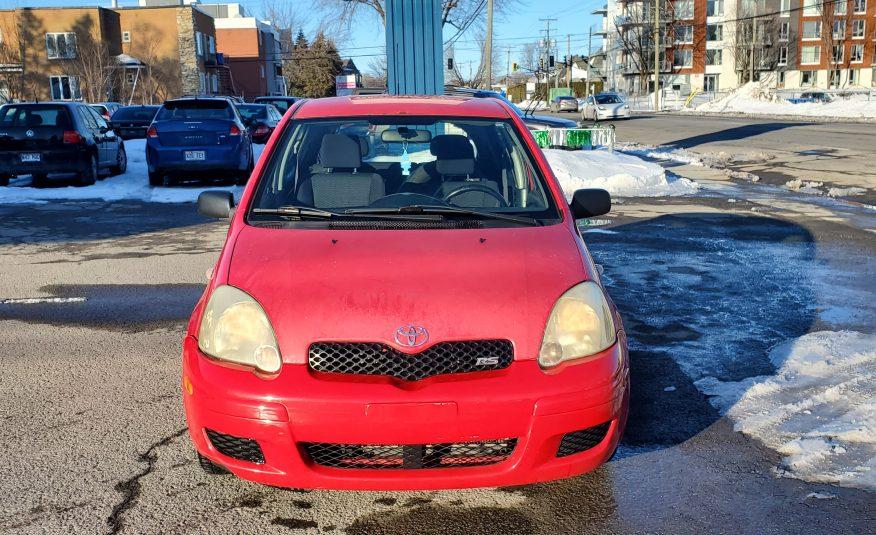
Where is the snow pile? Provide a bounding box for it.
[543,148,699,198]
[694,82,876,119]
[0,139,263,205]
[696,331,876,490]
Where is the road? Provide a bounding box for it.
[543,111,876,203]
[1,185,873,533]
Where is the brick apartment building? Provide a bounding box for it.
[0,1,283,103]
[200,3,286,99]
[599,0,876,94]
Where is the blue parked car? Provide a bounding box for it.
[146,97,253,186]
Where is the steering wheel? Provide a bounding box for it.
[442,184,509,207]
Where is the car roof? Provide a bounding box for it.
[255,96,297,101]
[294,95,511,120]
[164,97,233,104]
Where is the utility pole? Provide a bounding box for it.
[539,18,556,100]
[586,27,592,96]
[653,0,660,112]
[506,47,511,86]
[566,34,572,91]
[485,0,493,89]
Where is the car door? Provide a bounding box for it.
[87,106,115,166]
[75,106,102,164]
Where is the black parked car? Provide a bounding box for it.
[236,103,282,144]
[0,102,126,187]
[252,96,301,114]
[110,105,160,139]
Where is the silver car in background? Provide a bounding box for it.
[580,93,631,121]
[549,95,579,113]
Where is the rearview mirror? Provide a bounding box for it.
[198,190,235,219]
[570,188,611,219]
[380,127,432,143]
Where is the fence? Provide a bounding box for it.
[532,126,616,152]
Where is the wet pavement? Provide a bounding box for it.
[0,191,873,534]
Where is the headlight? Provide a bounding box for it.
[197,285,281,373]
[538,282,616,368]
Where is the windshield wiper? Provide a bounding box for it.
[346,205,540,226]
[251,206,338,219]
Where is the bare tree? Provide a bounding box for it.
[727,5,786,85]
[316,0,519,32]
[447,32,499,88]
[0,14,25,102]
[819,0,853,87]
[363,54,387,87]
[613,0,676,94]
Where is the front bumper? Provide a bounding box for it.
[182,335,629,490]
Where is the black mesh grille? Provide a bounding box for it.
[206,429,265,464]
[308,340,513,381]
[328,220,483,230]
[303,439,517,469]
[556,422,611,457]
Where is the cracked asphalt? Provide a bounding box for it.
[0,188,874,534]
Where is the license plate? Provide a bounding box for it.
[20,153,41,163]
[185,150,205,161]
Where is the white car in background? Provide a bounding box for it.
[580,93,631,121]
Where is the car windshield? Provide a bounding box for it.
[249,117,560,225]
[156,100,233,120]
[112,107,158,121]
[259,99,290,112]
[0,105,72,128]
[238,105,268,120]
[595,95,622,104]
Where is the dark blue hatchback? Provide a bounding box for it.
[146,98,253,186]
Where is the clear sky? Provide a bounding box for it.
[0,0,605,76]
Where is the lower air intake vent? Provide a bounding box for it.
[556,422,611,457]
[206,429,265,464]
[303,439,517,469]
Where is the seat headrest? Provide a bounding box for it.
[430,135,474,159]
[431,135,474,176]
[26,114,43,127]
[348,135,369,158]
[319,134,361,169]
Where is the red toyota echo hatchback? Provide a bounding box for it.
[184,95,629,490]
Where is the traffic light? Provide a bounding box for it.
[447,57,454,70]
[549,55,555,68]
[512,62,518,72]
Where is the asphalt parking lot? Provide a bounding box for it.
[1,181,873,533]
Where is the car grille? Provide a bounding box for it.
[308,340,513,381]
[205,429,265,464]
[556,422,611,457]
[303,439,517,469]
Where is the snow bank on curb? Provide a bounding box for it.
[543,148,699,198]
[692,81,876,119]
[696,331,876,490]
[0,139,262,205]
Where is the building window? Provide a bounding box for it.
[852,20,865,38]
[872,67,876,86]
[705,49,722,65]
[832,44,844,62]
[674,0,694,19]
[833,20,846,39]
[803,21,822,40]
[706,0,724,16]
[49,75,80,100]
[199,72,205,93]
[801,45,821,64]
[45,33,77,60]
[704,74,719,92]
[853,0,865,13]
[673,49,693,68]
[211,74,218,93]
[778,70,786,86]
[122,31,131,43]
[803,0,820,16]
[260,65,265,78]
[780,0,791,15]
[779,21,790,41]
[674,25,694,44]
[835,0,848,14]
[849,69,860,84]
[851,44,864,62]
[208,35,216,55]
[801,70,815,86]
[125,72,136,84]
[195,31,203,56]
[707,24,723,41]
[778,46,788,65]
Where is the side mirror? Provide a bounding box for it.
[570,188,611,219]
[198,190,235,219]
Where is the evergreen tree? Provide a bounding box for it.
[288,31,342,98]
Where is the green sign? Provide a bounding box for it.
[532,129,592,149]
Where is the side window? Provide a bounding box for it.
[78,107,97,130]
[88,107,108,129]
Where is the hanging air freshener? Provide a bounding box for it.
[400,143,412,177]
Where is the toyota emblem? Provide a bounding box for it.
[394,325,428,348]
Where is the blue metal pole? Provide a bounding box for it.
[385,0,444,95]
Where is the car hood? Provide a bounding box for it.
[598,102,627,112]
[522,115,578,128]
[227,224,589,363]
